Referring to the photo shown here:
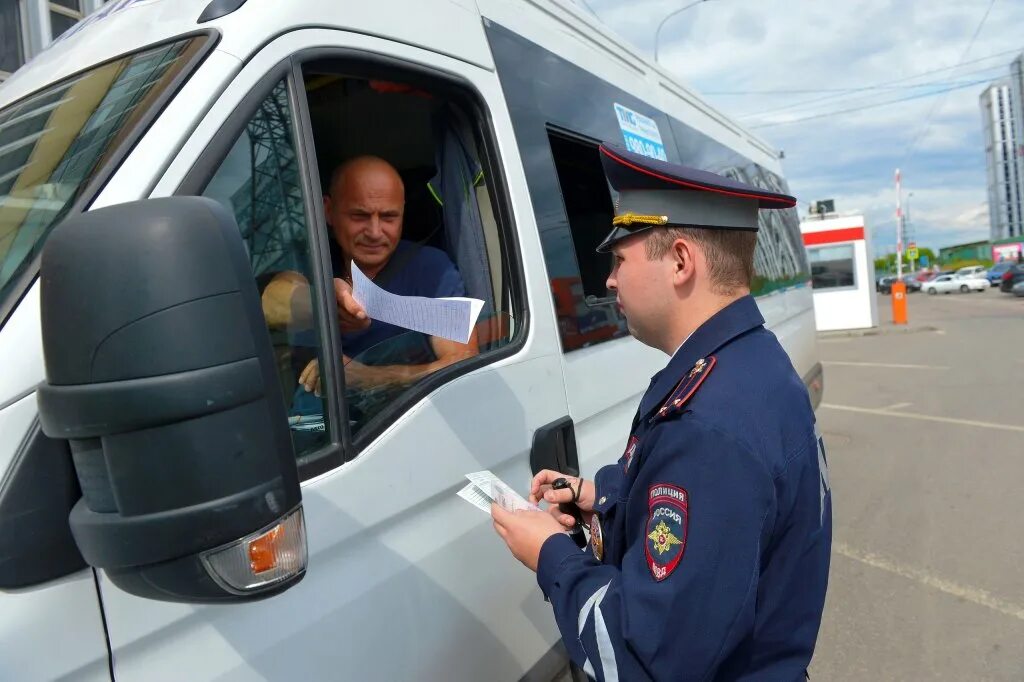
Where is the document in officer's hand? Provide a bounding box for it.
[458,470,540,514]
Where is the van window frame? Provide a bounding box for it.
[177,47,529,479]
[0,30,218,331]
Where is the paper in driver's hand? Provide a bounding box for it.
[350,262,484,344]
[458,471,540,514]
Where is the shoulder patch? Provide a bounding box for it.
[645,484,689,581]
[652,355,717,423]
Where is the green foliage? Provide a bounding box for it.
[941,258,994,271]
[874,247,941,274]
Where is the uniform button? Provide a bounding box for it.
[599,496,607,505]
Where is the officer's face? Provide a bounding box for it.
[325,162,405,277]
[606,234,679,348]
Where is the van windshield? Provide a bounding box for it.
[0,37,205,313]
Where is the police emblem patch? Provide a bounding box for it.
[623,435,639,472]
[590,515,604,561]
[645,484,688,581]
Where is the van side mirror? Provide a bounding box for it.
[36,197,305,603]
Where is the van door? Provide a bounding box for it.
[0,290,110,682]
[91,30,570,681]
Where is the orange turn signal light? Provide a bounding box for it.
[248,525,283,574]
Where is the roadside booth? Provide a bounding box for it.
[800,214,878,331]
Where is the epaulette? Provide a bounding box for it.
[652,356,717,423]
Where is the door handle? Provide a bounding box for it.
[530,416,579,476]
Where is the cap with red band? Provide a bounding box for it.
[596,144,796,253]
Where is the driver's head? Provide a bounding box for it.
[324,156,405,277]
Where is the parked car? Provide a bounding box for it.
[955,265,988,280]
[1013,281,1024,297]
[987,262,1013,286]
[924,275,988,294]
[876,274,895,291]
[999,263,1024,292]
[902,275,922,292]
[878,274,921,294]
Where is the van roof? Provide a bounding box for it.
[0,0,780,168]
[0,0,494,108]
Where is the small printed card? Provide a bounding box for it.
[458,470,540,514]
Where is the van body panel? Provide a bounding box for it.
[0,283,43,407]
[99,357,565,681]
[0,571,110,681]
[0,394,109,682]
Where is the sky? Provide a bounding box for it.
[576,0,1024,256]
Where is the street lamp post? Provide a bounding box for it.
[654,0,711,64]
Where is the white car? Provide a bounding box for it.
[955,265,988,279]
[925,274,988,294]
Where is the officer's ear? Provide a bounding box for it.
[669,236,699,289]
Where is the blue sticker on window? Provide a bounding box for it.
[613,103,668,162]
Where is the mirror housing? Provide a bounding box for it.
[36,197,305,603]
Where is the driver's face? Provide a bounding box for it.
[324,162,404,276]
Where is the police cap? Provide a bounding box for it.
[596,144,796,253]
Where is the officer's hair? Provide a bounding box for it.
[645,227,757,295]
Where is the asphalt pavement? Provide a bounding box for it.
[808,286,1024,681]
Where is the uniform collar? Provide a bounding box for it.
[638,295,765,421]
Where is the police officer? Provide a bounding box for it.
[491,144,832,681]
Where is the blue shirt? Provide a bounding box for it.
[536,296,832,681]
[337,239,466,363]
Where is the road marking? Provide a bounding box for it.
[834,542,1024,621]
[822,361,949,370]
[885,402,912,410]
[821,403,1024,433]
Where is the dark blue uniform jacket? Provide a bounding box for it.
[537,295,832,681]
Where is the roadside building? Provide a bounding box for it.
[939,240,991,264]
[800,213,878,332]
[1,1,106,85]
[991,236,1024,263]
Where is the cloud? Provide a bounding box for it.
[584,0,1024,254]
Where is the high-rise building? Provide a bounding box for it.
[980,80,1024,240]
[0,1,107,85]
[1010,54,1024,232]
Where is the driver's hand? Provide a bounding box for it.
[334,278,370,333]
[298,358,322,396]
[342,354,390,390]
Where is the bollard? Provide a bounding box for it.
[891,280,907,324]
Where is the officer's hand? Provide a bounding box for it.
[530,470,595,530]
[530,469,596,510]
[334,277,370,333]
[490,504,566,572]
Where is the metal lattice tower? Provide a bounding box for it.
[231,82,307,276]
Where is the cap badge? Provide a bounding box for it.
[612,213,669,227]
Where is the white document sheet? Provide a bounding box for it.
[458,470,540,514]
[350,262,484,344]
